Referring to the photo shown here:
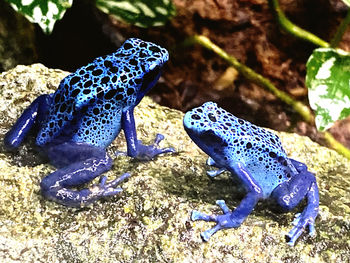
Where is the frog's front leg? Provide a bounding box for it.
[4,94,51,149]
[271,167,319,246]
[192,161,263,241]
[289,158,308,173]
[122,108,175,161]
[40,142,130,207]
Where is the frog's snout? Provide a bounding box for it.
[183,111,193,129]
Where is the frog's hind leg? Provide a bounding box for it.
[4,94,52,149]
[191,161,263,241]
[271,168,319,246]
[40,142,130,207]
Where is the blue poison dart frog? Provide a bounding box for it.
[4,38,175,207]
[183,102,319,246]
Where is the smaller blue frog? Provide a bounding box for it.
[4,38,174,207]
[183,102,319,246]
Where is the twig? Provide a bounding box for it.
[324,132,350,159]
[330,8,350,48]
[268,0,330,48]
[188,35,314,124]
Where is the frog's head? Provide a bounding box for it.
[184,102,231,162]
[116,38,169,105]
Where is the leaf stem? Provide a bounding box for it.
[268,0,330,48]
[190,35,314,124]
[324,131,350,159]
[330,8,350,48]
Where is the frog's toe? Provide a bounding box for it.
[200,224,222,241]
[101,173,131,188]
[134,135,175,161]
[97,173,131,197]
[308,223,316,237]
[100,187,123,197]
[191,210,212,221]
[286,226,306,246]
[207,168,226,178]
[153,134,176,153]
[114,150,127,157]
[286,216,316,246]
[192,201,241,241]
[137,146,175,161]
[206,157,216,166]
[216,200,230,213]
[291,213,302,226]
[154,133,165,145]
[157,146,176,155]
[191,210,222,241]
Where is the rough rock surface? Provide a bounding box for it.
[0,64,349,262]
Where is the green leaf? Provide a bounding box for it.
[6,0,72,34]
[306,48,350,131]
[341,0,350,7]
[96,0,176,28]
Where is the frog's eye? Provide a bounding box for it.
[191,114,201,120]
[269,152,277,158]
[148,62,158,71]
[139,66,161,93]
[208,113,217,122]
[150,46,161,53]
[123,42,133,50]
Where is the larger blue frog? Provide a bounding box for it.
[183,102,319,246]
[4,38,174,207]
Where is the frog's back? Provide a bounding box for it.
[36,38,168,147]
[214,110,296,196]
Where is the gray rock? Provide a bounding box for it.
[0,64,349,262]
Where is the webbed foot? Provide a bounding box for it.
[191,200,240,241]
[271,168,319,246]
[206,157,227,177]
[207,168,226,178]
[206,157,217,166]
[133,133,175,161]
[41,143,131,207]
[286,211,316,246]
[42,171,131,207]
[91,173,131,198]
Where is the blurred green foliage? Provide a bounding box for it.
[5,0,175,34]
[5,0,72,34]
[96,0,176,28]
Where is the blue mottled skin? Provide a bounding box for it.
[183,102,319,246]
[4,38,174,207]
